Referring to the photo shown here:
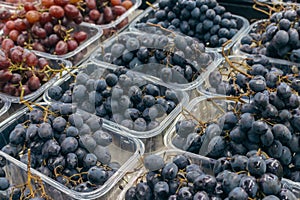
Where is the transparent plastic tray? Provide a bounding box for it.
[0,22,102,66]
[197,55,300,97]
[0,49,72,103]
[0,102,145,200]
[91,31,222,92]
[96,0,142,41]
[43,60,189,152]
[0,52,72,104]
[35,22,102,65]
[164,96,230,154]
[117,148,300,199]
[0,96,10,120]
[0,0,39,7]
[117,149,216,200]
[128,3,249,53]
[233,19,300,65]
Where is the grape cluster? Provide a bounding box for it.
[47,65,181,132]
[124,154,297,199]
[134,0,240,48]
[173,87,300,181]
[1,1,88,55]
[203,55,300,97]
[95,33,213,85]
[0,154,53,200]
[1,103,120,192]
[80,0,133,26]
[0,46,66,97]
[240,6,300,62]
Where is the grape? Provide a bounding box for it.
[144,154,164,171]
[49,5,65,19]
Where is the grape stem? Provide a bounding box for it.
[222,40,252,79]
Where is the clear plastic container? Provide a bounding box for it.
[233,19,300,65]
[0,102,145,200]
[117,148,300,199]
[96,0,142,41]
[90,31,222,93]
[0,0,39,7]
[117,149,216,200]
[34,22,102,65]
[127,3,249,53]
[197,55,300,97]
[0,22,102,66]
[0,96,10,120]
[0,51,72,104]
[164,96,230,154]
[43,60,189,152]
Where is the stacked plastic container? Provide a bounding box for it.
[43,60,189,153]
[233,18,300,65]
[0,103,145,200]
[90,31,222,98]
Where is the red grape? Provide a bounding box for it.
[121,0,133,10]
[112,5,126,16]
[86,0,96,9]
[27,76,41,91]
[74,12,83,24]
[25,52,39,66]
[0,54,10,70]
[8,30,20,42]
[44,22,54,34]
[111,0,121,6]
[40,12,52,24]
[89,9,100,21]
[33,42,46,52]
[14,19,27,31]
[54,0,69,6]
[64,4,80,19]
[5,20,15,30]
[49,5,65,19]
[38,58,49,69]
[24,2,37,12]
[2,38,15,53]
[0,70,13,83]
[67,39,78,51]
[103,7,114,23]
[26,10,41,24]
[49,34,60,47]
[10,48,23,63]
[73,31,87,43]
[35,28,47,39]
[3,83,16,95]
[17,34,27,46]
[18,84,31,96]
[10,73,22,84]
[55,40,68,55]
[41,0,55,8]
